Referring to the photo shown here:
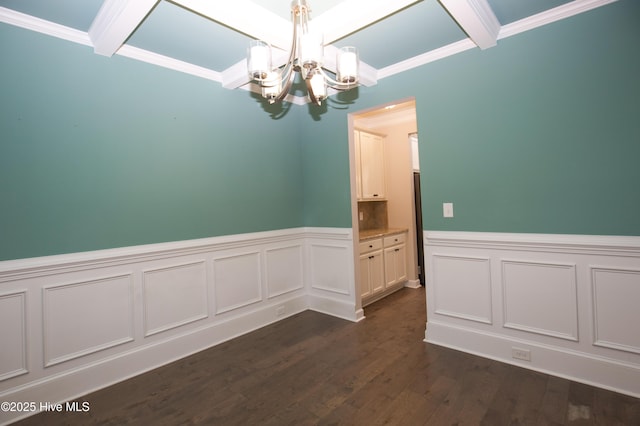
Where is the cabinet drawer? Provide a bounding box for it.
[359,238,383,253]
[384,233,406,247]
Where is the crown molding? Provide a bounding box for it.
[117,45,222,82]
[377,38,476,80]
[498,0,619,40]
[0,7,91,46]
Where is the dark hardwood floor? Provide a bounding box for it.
[16,287,640,425]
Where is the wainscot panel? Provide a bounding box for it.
[143,261,208,337]
[591,267,640,354]
[0,291,27,381]
[425,231,640,398]
[0,227,358,425]
[432,254,492,324]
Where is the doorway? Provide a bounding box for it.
[349,99,423,309]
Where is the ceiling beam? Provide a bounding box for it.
[89,0,159,56]
[438,0,500,49]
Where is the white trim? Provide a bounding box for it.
[439,0,500,49]
[498,0,619,40]
[88,0,158,57]
[425,231,640,257]
[0,7,91,46]
[116,45,223,83]
[0,228,306,282]
[377,39,476,80]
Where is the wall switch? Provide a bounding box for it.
[443,202,454,218]
[359,211,364,221]
[512,347,531,361]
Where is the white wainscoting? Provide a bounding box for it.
[0,227,357,425]
[425,231,640,398]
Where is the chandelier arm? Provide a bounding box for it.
[263,4,300,103]
[305,78,322,106]
[275,67,297,103]
[318,68,358,91]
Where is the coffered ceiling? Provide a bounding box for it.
[0,0,617,104]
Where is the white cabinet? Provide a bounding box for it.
[355,130,386,200]
[359,238,384,299]
[384,233,407,287]
[360,231,408,304]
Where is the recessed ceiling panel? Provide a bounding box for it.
[334,0,467,69]
[126,0,250,71]
[0,0,103,31]
[487,0,573,25]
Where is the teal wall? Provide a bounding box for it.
[0,25,303,261]
[1,1,639,261]
[300,0,640,236]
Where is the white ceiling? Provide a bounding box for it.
[0,0,618,105]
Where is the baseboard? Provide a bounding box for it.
[424,230,640,399]
[308,293,364,322]
[404,279,421,289]
[425,320,640,398]
[0,295,307,425]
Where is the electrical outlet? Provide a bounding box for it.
[359,211,364,221]
[276,305,285,316]
[512,347,531,361]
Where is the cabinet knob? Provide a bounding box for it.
[369,244,373,248]
[395,248,400,252]
[369,255,374,260]
[373,194,378,197]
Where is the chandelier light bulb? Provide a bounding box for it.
[337,47,358,84]
[247,40,271,81]
[309,71,327,102]
[299,31,323,70]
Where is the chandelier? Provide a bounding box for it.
[246,0,359,105]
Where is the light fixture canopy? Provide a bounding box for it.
[247,0,359,105]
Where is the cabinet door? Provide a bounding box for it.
[384,243,407,287]
[370,251,384,294]
[394,244,407,283]
[359,254,371,298]
[359,132,385,199]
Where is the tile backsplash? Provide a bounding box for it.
[358,201,388,231]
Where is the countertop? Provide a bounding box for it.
[359,228,408,241]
